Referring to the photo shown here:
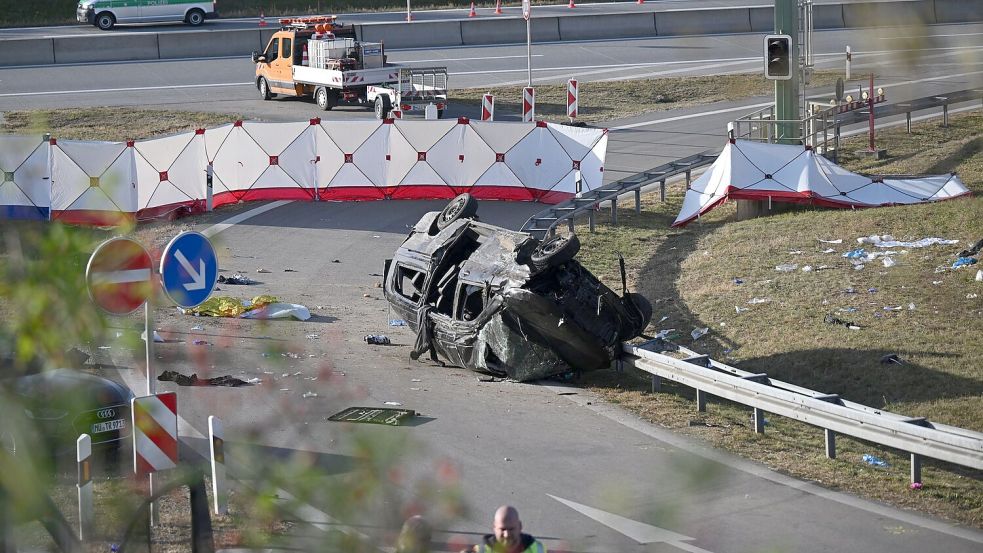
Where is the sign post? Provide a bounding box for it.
[133,392,179,528]
[482,93,495,121]
[523,0,532,87]
[567,79,578,121]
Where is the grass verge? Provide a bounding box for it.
[575,111,983,528]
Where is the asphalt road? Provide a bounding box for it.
[0,0,867,38]
[8,20,983,553]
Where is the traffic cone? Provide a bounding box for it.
[568,0,576,8]
[301,43,309,66]
[495,0,503,15]
[469,2,477,17]
[258,10,267,27]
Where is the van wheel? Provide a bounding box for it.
[316,87,334,111]
[435,193,478,232]
[374,95,392,119]
[437,109,444,119]
[95,12,115,30]
[258,78,273,100]
[530,232,580,271]
[186,8,206,26]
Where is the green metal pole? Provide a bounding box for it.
[775,0,799,144]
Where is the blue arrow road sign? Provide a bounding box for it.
[160,231,218,308]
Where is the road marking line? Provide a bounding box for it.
[201,200,292,238]
[0,81,251,98]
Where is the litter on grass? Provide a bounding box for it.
[821,248,836,254]
[976,270,982,282]
[881,354,904,365]
[958,239,983,258]
[748,297,771,304]
[857,235,958,248]
[691,327,709,340]
[862,454,889,467]
[819,238,843,244]
[882,257,896,267]
[953,257,978,268]
[775,263,798,272]
[824,314,861,330]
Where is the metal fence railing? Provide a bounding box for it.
[622,340,983,482]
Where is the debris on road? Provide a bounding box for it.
[158,370,254,387]
[256,268,272,273]
[364,334,391,345]
[218,273,253,285]
[389,319,408,326]
[328,406,416,426]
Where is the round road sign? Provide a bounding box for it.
[86,238,153,315]
[160,231,218,308]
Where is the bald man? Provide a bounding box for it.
[465,505,546,553]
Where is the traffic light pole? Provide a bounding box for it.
[775,0,799,144]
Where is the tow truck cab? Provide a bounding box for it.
[253,16,361,101]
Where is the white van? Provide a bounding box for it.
[77,1,218,31]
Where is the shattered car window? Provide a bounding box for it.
[384,194,652,382]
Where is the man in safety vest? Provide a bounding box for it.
[464,505,546,553]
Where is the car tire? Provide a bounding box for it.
[530,232,580,270]
[316,87,334,111]
[186,8,206,26]
[621,292,653,339]
[437,109,444,119]
[435,193,478,232]
[375,95,392,119]
[258,78,273,101]
[95,12,115,30]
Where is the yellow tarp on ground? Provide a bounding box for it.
[184,295,279,317]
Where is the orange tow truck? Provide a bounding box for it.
[252,16,448,117]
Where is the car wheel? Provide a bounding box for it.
[530,232,580,270]
[186,8,206,26]
[621,292,653,339]
[316,87,334,111]
[95,12,115,30]
[435,193,478,232]
[374,95,392,119]
[437,109,444,119]
[259,78,272,100]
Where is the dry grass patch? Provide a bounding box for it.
[574,111,983,527]
[1,108,240,141]
[452,71,843,124]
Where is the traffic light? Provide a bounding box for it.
[764,35,792,80]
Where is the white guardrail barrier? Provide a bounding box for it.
[621,341,983,482]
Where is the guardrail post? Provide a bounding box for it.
[588,210,595,233]
[610,198,618,226]
[651,375,661,393]
[685,169,691,189]
[906,111,912,133]
[942,102,949,128]
[659,180,666,202]
[634,189,641,213]
[753,408,765,434]
[910,453,922,485]
[824,429,836,459]
[567,217,574,233]
[696,389,707,412]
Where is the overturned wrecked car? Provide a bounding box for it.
[384,194,652,381]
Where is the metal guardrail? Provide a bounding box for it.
[622,341,983,481]
[520,151,717,240]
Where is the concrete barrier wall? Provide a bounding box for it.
[6,2,983,67]
[159,28,263,59]
[842,0,936,28]
[748,6,773,33]
[53,33,159,64]
[934,0,983,24]
[357,21,462,49]
[461,17,560,45]
[813,4,846,29]
[0,38,55,66]
[656,8,752,36]
[557,13,656,41]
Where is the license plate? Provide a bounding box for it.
[91,419,126,434]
